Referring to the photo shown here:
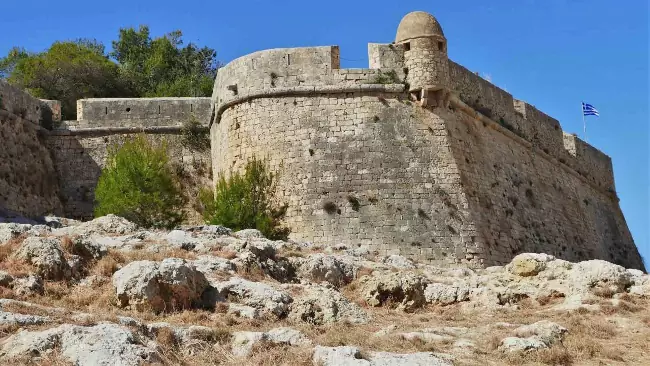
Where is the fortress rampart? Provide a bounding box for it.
[48,97,212,220]
[0,81,63,217]
[0,80,212,221]
[0,11,642,270]
[210,11,643,269]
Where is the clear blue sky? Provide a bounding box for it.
[2,1,648,266]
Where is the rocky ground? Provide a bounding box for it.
[0,214,648,365]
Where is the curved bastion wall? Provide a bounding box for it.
[209,12,644,270]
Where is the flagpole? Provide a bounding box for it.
[582,102,587,142]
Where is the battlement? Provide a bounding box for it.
[70,97,212,129]
[211,40,614,194]
[211,45,407,125]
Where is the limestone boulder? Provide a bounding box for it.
[0,311,49,326]
[290,285,370,325]
[567,260,632,294]
[295,253,359,287]
[499,320,568,353]
[65,215,139,237]
[424,282,470,305]
[13,237,71,280]
[112,258,210,312]
[359,272,429,311]
[380,255,416,269]
[0,323,160,365]
[192,255,236,276]
[13,275,44,296]
[231,327,310,357]
[312,346,452,366]
[506,253,556,277]
[71,237,108,259]
[628,272,650,297]
[0,223,50,244]
[213,277,292,317]
[233,229,265,240]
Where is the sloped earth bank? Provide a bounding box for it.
[0,215,648,365]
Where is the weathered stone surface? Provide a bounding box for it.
[112,258,209,312]
[66,215,139,236]
[359,272,429,311]
[380,255,416,269]
[231,327,310,357]
[567,260,633,294]
[233,229,265,240]
[214,277,292,317]
[499,337,547,352]
[0,223,51,244]
[192,255,236,276]
[0,323,160,365]
[290,285,370,324]
[73,237,108,259]
[227,304,261,319]
[425,283,470,305]
[296,253,359,287]
[499,320,568,353]
[0,311,49,326]
[506,253,555,277]
[13,237,71,280]
[312,346,452,366]
[13,275,44,296]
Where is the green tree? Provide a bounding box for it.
[201,158,290,240]
[111,26,218,97]
[95,135,185,229]
[0,40,133,120]
[1,26,219,119]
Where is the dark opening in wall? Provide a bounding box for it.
[404,42,411,51]
[438,41,444,51]
[158,105,161,114]
[126,108,131,113]
[287,54,291,66]
[105,107,108,115]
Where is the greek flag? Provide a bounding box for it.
[582,102,600,117]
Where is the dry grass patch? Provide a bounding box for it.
[0,235,35,277]
[211,248,238,260]
[237,265,268,282]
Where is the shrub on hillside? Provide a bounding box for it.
[200,157,289,240]
[94,135,185,229]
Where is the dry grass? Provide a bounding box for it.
[211,249,238,260]
[0,235,35,277]
[237,264,268,282]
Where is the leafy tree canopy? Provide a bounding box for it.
[0,27,219,120]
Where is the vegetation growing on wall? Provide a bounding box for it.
[180,116,210,151]
[369,69,400,85]
[0,26,219,119]
[94,135,186,229]
[200,157,289,240]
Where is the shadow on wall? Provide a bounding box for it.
[47,135,103,221]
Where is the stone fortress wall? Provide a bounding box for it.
[210,11,644,270]
[0,81,63,218]
[0,81,213,221]
[48,97,213,221]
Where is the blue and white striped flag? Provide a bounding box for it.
[582,102,600,117]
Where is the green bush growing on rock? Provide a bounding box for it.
[94,135,186,229]
[200,157,289,240]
